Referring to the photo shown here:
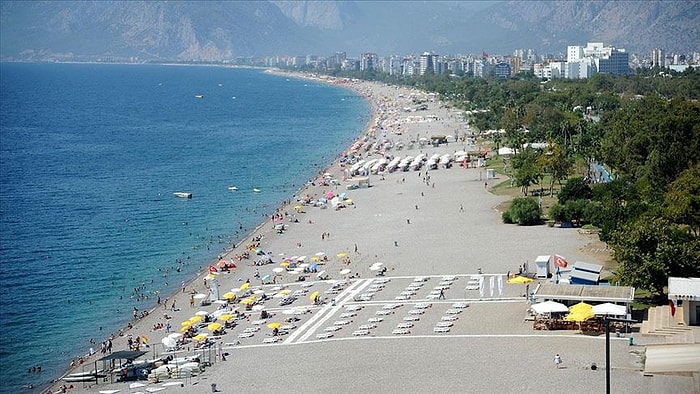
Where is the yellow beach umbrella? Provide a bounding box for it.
[181,320,193,327]
[240,298,255,305]
[179,326,190,333]
[337,253,348,258]
[189,315,203,323]
[218,314,234,322]
[310,291,321,302]
[267,322,282,330]
[240,282,250,291]
[193,333,208,342]
[207,322,223,331]
[507,275,534,284]
[279,289,291,295]
[311,256,320,262]
[569,301,593,313]
[223,292,236,300]
[280,261,290,267]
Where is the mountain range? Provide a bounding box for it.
[1,1,698,62]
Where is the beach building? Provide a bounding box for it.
[532,282,635,311]
[668,277,700,326]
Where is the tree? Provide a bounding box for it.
[537,142,572,196]
[611,216,700,296]
[507,197,542,225]
[664,163,700,236]
[511,149,542,196]
[558,177,592,205]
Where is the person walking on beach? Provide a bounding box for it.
[554,354,562,369]
[439,289,445,300]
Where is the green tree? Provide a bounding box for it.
[537,142,572,196]
[558,177,592,205]
[511,149,542,196]
[611,216,700,296]
[664,163,700,236]
[507,197,542,225]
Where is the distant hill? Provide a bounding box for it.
[1,1,697,61]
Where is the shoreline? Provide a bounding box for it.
[45,69,378,393]
[46,70,641,394]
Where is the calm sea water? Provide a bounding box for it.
[0,63,369,392]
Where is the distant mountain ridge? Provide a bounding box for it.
[1,1,697,61]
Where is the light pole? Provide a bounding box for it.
[603,316,636,394]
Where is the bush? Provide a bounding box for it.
[549,203,566,223]
[502,210,514,224]
[508,197,542,225]
[558,177,592,204]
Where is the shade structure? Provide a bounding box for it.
[592,302,626,316]
[223,292,236,300]
[207,322,223,331]
[218,314,234,322]
[240,282,251,291]
[530,300,569,314]
[161,337,177,349]
[565,302,594,322]
[267,322,282,330]
[188,315,203,323]
[310,291,321,301]
[192,333,208,341]
[240,298,255,305]
[507,276,534,284]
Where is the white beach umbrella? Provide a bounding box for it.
[272,267,284,273]
[530,301,569,314]
[193,293,207,299]
[161,337,177,349]
[252,305,265,311]
[195,310,209,316]
[340,268,352,275]
[593,303,626,316]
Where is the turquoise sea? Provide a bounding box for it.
[0,63,369,392]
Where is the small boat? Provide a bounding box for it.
[195,94,204,99]
[174,192,193,199]
[228,186,238,191]
[253,188,261,193]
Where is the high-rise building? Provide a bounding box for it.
[419,52,439,75]
[652,48,665,68]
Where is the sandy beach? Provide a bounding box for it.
[48,73,692,394]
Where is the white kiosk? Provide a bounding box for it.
[535,255,551,279]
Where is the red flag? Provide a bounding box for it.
[669,299,676,316]
[554,254,568,268]
[208,264,218,273]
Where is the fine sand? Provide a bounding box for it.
[52,73,680,394]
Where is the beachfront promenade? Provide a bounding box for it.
[55,76,666,394]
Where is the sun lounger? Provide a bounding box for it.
[425,294,440,300]
[382,303,402,310]
[392,328,411,335]
[395,295,410,300]
[333,320,351,325]
[316,332,334,339]
[358,323,377,330]
[441,315,459,321]
[367,317,383,323]
[238,332,254,338]
[408,309,425,315]
[433,327,450,333]
[442,275,457,281]
[414,276,428,282]
[414,303,431,309]
[435,321,453,327]
[403,316,420,322]
[323,326,342,332]
[400,290,417,296]
[339,312,356,318]
[451,302,469,309]
[262,337,280,344]
[244,326,261,332]
[352,330,370,336]
[445,309,462,314]
[397,322,414,329]
[345,305,363,311]
[251,319,267,325]
[375,309,392,316]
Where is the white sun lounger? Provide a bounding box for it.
[433,326,451,333]
[316,332,334,339]
[352,330,370,336]
[397,322,414,329]
[392,328,411,335]
[441,315,459,321]
[435,321,453,327]
[403,316,420,322]
[445,309,462,314]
